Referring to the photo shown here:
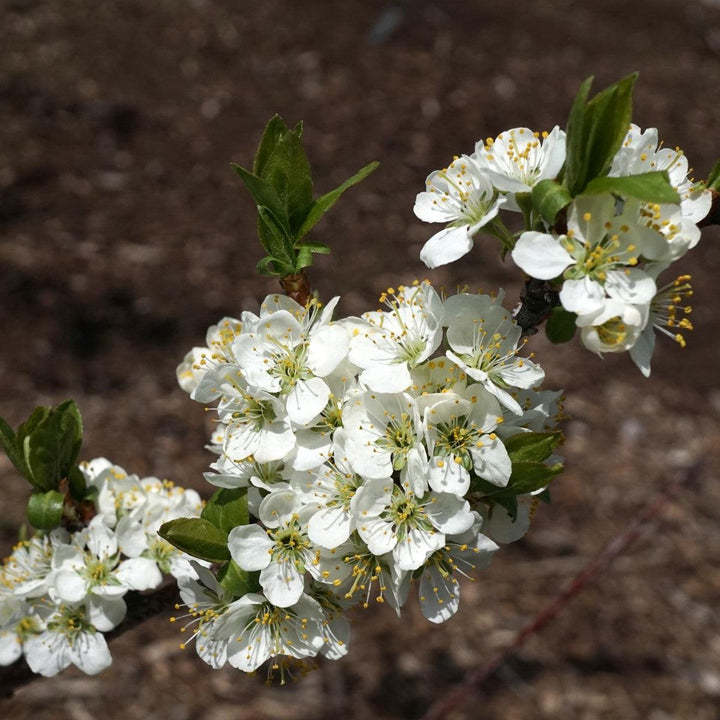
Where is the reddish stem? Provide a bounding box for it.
[280,271,312,306]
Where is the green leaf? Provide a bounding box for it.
[23,401,83,492]
[158,517,231,563]
[471,460,563,499]
[256,255,294,278]
[17,407,51,460]
[0,416,30,480]
[582,73,636,187]
[296,161,379,240]
[564,74,637,196]
[545,306,577,343]
[505,431,563,464]
[486,494,519,522]
[26,490,65,530]
[83,485,99,506]
[231,164,289,230]
[583,171,679,204]
[201,487,249,535]
[257,205,295,265]
[295,241,331,254]
[532,179,573,225]
[253,115,290,177]
[293,241,332,273]
[68,464,87,501]
[217,561,260,597]
[57,399,83,462]
[294,246,314,272]
[261,128,314,234]
[706,159,720,192]
[563,75,594,193]
[505,461,564,496]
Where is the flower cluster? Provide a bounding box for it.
[173,282,564,675]
[0,460,201,677]
[415,124,711,375]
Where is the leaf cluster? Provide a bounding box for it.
[532,73,679,227]
[232,115,378,278]
[0,400,91,530]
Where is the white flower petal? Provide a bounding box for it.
[87,520,118,559]
[629,325,655,378]
[115,557,162,591]
[319,613,351,659]
[426,493,475,535]
[87,594,127,632]
[428,457,470,497]
[414,189,458,223]
[559,277,606,317]
[24,633,69,677]
[512,231,573,279]
[351,477,393,517]
[289,430,333,471]
[482,501,530,544]
[420,226,474,269]
[252,422,296,463]
[228,525,274,571]
[359,362,412,393]
[69,632,113,675]
[419,564,460,623]
[259,559,304,608]
[393,526,444,571]
[470,436,512,487]
[54,570,87,603]
[286,377,330,425]
[357,517,397,556]
[0,630,23,666]
[605,268,656,305]
[307,324,349,377]
[115,516,148,558]
[308,507,352,549]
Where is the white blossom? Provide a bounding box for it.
[231,297,349,425]
[512,194,656,322]
[414,155,506,268]
[23,606,112,677]
[610,123,712,224]
[474,126,566,209]
[444,292,545,415]
[420,384,511,496]
[213,592,326,673]
[349,281,445,392]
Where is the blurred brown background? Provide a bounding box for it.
[2,1,720,718]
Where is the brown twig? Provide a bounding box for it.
[513,278,561,337]
[0,583,179,699]
[280,270,312,306]
[419,464,699,720]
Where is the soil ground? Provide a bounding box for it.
[2,1,720,718]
